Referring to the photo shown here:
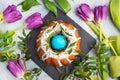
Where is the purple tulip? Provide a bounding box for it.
[3,5,22,23]
[25,12,43,29]
[94,5,108,24]
[7,60,25,78]
[77,4,94,21]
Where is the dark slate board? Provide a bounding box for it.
[27,8,96,80]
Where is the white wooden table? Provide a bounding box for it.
[0,0,119,80]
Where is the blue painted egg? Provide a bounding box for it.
[51,34,67,51]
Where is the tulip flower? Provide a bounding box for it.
[25,12,43,29]
[94,5,108,24]
[13,12,43,31]
[7,60,25,78]
[77,4,94,21]
[3,5,22,23]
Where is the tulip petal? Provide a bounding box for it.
[94,5,108,24]
[77,4,94,21]
[7,60,25,78]
[17,60,25,71]
[3,5,22,23]
[101,6,108,22]
[3,5,16,15]
[3,11,22,23]
[25,12,43,29]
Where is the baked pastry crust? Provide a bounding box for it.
[36,20,81,67]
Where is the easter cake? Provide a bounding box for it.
[36,20,81,67]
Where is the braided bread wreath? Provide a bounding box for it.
[36,20,81,67]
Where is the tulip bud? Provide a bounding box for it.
[77,4,94,21]
[7,60,25,78]
[94,5,108,24]
[3,5,22,23]
[25,12,43,29]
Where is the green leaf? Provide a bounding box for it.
[18,36,24,41]
[18,44,26,49]
[44,0,57,16]
[0,56,7,62]
[23,29,26,37]
[67,49,72,54]
[101,67,108,73]
[32,68,42,73]
[22,0,40,11]
[46,37,51,43]
[0,42,4,47]
[46,29,51,33]
[9,53,16,59]
[86,61,98,65]
[100,61,109,65]
[6,37,13,43]
[109,56,120,78]
[53,23,57,28]
[24,72,34,80]
[65,32,72,36]
[74,71,84,78]
[88,56,98,60]
[18,42,25,45]
[17,54,21,59]
[8,50,14,54]
[12,41,16,47]
[25,31,31,42]
[68,42,76,48]
[56,0,71,13]
[46,45,49,51]
[109,36,120,56]
[4,46,11,51]
[25,54,32,61]
[4,31,15,38]
[110,0,120,30]
[49,32,56,37]
[99,46,109,54]
[60,74,65,80]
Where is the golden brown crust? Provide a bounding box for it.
[48,21,55,27]
[52,58,59,67]
[64,22,74,30]
[58,20,74,30]
[69,55,77,60]
[38,48,44,58]
[36,41,41,48]
[45,58,52,65]
[61,58,70,66]
[36,20,81,67]
[75,39,81,52]
[37,32,44,39]
[75,29,80,38]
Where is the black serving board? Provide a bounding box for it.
[27,8,96,80]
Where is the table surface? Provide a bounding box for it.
[0,0,119,80]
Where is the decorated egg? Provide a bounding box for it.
[51,34,67,51]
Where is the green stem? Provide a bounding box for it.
[99,24,102,41]
[86,21,118,56]
[108,42,118,56]
[65,66,69,74]
[100,30,118,56]
[56,67,62,73]
[22,77,26,80]
[13,25,26,32]
[85,21,105,39]
[97,45,107,80]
